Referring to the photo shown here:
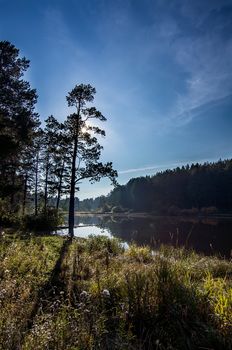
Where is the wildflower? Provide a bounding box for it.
[102,289,110,297]
[0,289,7,299]
[120,303,125,310]
[125,311,130,322]
[80,290,88,299]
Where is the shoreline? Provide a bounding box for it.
[71,211,232,220]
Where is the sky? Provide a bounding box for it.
[1,0,232,199]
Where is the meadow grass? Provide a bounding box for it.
[0,234,231,349]
[0,233,64,349]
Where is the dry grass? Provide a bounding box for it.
[1,234,232,349]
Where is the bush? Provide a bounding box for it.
[97,203,112,213]
[181,207,199,216]
[111,205,125,213]
[22,208,63,232]
[86,235,124,255]
[0,199,20,227]
[126,244,152,263]
[168,205,181,215]
[201,206,218,215]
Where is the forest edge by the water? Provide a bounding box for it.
[1,41,232,236]
[0,41,117,235]
[70,159,232,216]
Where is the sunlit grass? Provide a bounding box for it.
[1,234,231,349]
[0,234,64,349]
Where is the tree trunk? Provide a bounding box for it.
[35,152,39,216]
[22,174,28,216]
[10,168,16,213]
[68,103,81,237]
[44,155,49,211]
[56,159,65,210]
[68,137,78,237]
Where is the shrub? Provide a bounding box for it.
[0,199,20,227]
[126,244,152,263]
[181,207,199,216]
[168,205,181,215]
[22,208,63,232]
[201,206,218,215]
[111,206,125,213]
[86,235,124,256]
[97,203,112,213]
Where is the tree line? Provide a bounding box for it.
[78,159,232,215]
[0,41,117,236]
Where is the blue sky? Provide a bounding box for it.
[1,0,232,199]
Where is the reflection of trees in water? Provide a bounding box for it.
[71,215,232,258]
[81,216,231,258]
[74,215,103,226]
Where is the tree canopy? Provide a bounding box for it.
[0,42,117,231]
[0,40,39,210]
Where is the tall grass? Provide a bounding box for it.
[0,234,64,349]
[22,236,232,350]
[1,234,231,349]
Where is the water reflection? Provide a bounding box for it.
[57,224,111,238]
[61,214,232,258]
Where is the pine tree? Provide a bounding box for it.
[0,41,39,212]
[66,84,117,237]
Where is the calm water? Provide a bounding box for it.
[58,214,232,258]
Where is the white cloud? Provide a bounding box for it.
[118,159,207,175]
[173,36,232,124]
[152,4,232,130]
[118,165,165,175]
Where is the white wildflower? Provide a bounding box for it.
[102,289,110,297]
[0,289,7,299]
[80,290,88,298]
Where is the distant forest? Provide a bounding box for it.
[74,159,232,215]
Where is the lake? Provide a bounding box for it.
[57,214,232,258]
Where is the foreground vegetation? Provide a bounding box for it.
[0,234,232,350]
[0,234,64,349]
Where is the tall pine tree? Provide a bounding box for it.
[0,41,39,213]
[66,84,117,237]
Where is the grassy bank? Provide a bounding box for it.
[0,234,231,349]
[0,234,65,349]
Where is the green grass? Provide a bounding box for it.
[1,234,232,349]
[0,234,64,349]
